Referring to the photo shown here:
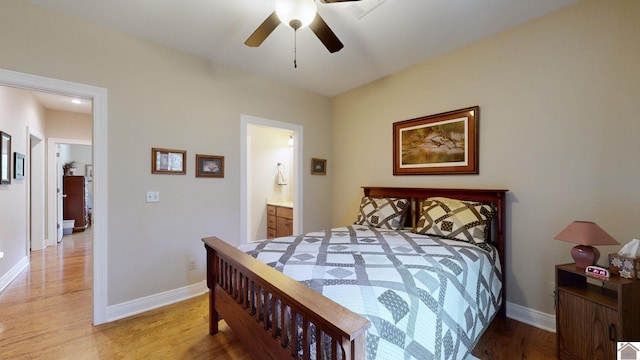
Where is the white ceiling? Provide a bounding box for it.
[25,0,578,97]
[31,91,92,114]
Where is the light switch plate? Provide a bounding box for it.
[146,191,160,203]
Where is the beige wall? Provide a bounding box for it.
[0,87,45,276]
[46,109,92,141]
[331,0,640,316]
[0,0,332,305]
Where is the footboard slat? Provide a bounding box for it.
[302,318,309,360]
[290,311,298,358]
[203,236,371,360]
[315,326,322,360]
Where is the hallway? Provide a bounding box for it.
[0,230,251,359]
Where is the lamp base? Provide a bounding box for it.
[571,245,600,269]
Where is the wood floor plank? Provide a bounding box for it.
[0,229,555,359]
[0,230,252,360]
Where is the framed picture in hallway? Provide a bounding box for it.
[152,148,186,175]
[14,152,25,180]
[1,131,11,184]
[195,154,224,178]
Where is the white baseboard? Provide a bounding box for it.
[0,256,29,293]
[104,283,556,332]
[106,280,208,322]
[506,301,556,333]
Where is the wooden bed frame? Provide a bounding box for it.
[202,187,508,360]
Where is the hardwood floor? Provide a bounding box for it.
[0,230,252,360]
[0,230,556,359]
[472,315,558,360]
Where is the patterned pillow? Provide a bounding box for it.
[354,197,409,230]
[414,197,496,245]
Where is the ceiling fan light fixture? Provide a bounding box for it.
[275,0,317,30]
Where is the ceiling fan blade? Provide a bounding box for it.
[319,0,361,3]
[245,12,280,47]
[308,14,344,53]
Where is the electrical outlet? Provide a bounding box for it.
[549,281,556,297]
[188,257,197,271]
[0,251,4,259]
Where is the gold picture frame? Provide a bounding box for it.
[393,106,479,175]
[152,148,186,175]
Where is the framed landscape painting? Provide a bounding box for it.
[393,106,479,175]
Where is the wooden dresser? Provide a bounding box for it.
[267,203,293,239]
[63,175,89,231]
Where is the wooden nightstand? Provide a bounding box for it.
[556,263,640,359]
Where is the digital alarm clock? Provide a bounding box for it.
[585,265,610,278]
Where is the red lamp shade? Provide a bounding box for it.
[554,221,619,268]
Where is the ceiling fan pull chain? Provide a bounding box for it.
[294,29,298,69]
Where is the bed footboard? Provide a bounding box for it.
[203,236,371,360]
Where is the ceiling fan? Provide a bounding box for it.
[245,0,361,54]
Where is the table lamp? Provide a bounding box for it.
[554,221,619,268]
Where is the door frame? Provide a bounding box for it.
[28,128,45,251]
[0,68,108,325]
[241,114,303,245]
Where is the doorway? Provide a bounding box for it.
[0,68,108,325]
[28,129,45,252]
[47,139,92,245]
[241,114,303,245]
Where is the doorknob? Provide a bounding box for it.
[62,194,67,197]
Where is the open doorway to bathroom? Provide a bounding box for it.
[241,115,303,245]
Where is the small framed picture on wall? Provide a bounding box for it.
[1,131,11,184]
[196,154,224,178]
[14,152,25,180]
[152,148,186,175]
[311,158,326,175]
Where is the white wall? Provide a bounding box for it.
[331,0,640,320]
[60,144,92,175]
[0,0,333,306]
[0,87,45,279]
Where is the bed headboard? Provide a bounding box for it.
[362,186,509,317]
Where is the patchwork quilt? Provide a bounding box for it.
[238,226,502,360]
